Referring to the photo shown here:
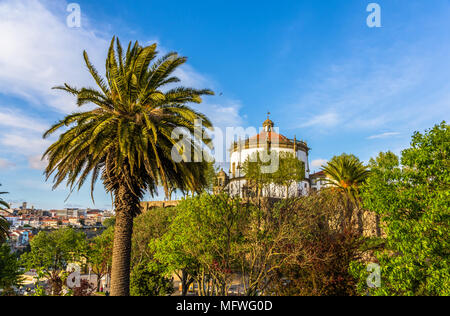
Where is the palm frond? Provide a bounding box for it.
[46,37,215,205]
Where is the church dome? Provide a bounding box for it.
[230,113,310,154]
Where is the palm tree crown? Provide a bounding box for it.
[44,37,214,203]
[322,154,370,202]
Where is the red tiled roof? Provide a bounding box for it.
[248,131,292,145]
[310,171,326,178]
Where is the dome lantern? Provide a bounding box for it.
[263,112,274,132]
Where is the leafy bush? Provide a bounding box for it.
[130,262,174,296]
[354,122,450,296]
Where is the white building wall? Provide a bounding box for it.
[310,178,328,191]
[229,145,310,199]
[230,147,309,179]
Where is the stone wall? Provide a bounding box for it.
[140,200,180,213]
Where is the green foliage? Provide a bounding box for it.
[87,227,114,290]
[102,217,115,228]
[42,36,215,295]
[322,153,369,203]
[0,185,10,243]
[204,162,219,194]
[21,228,87,295]
[267,193,363,296]
[43,37,215,203]
[368,151,399,171]
[242,151,272,198]
[152,194,250,296]
[356,122,450,296]
[32,284,48,297]
[132,207,175,266]
[243,151,305,198]
[235,198,302,296]
[130,262,174,296]
[151,191,362,296]
[271,152,305,196]
[0,243,22,293]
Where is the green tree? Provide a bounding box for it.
[21,228,87,295]
[243,151,305,199]
[102,217,115,229]
[204,162,219,194]
[322,154,369,229]
[132,207,175,266]
[130,262,174,296]
[354,122,450,296]
[271,152,305,198]
[0,185,10,243]
[236,199,299,296]
[242,151,273,199]
[43,37,214,296]
[268,193,363,296]
[0,243,22,295]
[129,208,176,296]
[150,221,199,296]
[322,153,369,202]
[87,227,114,291]
[152,194,250,296]
[368,151,399,171]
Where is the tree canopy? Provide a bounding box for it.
[21,228,87,295]
[353,122,450,296]
[0,244,22,294]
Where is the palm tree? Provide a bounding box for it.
[43,37,214,296]
[321,154,369,228]
[0,185,10,243]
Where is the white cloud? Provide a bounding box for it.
[0,133,51,155]
[0,0,243,125]
[367,132,401,140]
[0,0,244,178]
[0,108,48,132]
[0,107,52,169]
[286,32,450,134]
[0,158,15,169]
[0,0,109,113]
[28,155,48,170]
[17,178,54,191]
[196,98,244,130]
[174,64,214,91]
[311,159,327,169]
[301,112,339,128]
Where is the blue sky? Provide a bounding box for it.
[0,0,449,209]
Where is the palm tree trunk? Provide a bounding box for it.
[110,185,137,296]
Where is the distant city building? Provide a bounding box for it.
[309,171,329,192]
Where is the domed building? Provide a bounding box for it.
[216,114,311,199]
